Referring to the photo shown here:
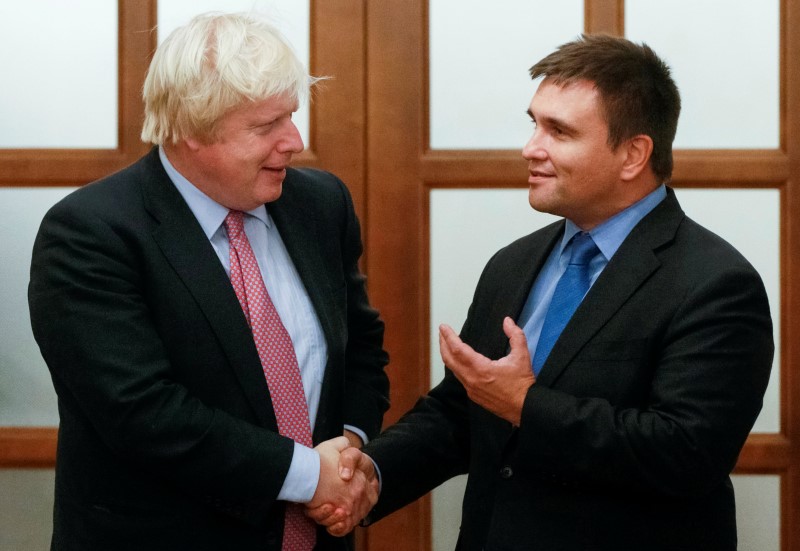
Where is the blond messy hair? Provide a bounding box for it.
[141,11,319,144]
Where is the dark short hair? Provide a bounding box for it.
[530,34,680,183]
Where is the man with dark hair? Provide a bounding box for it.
[315,34,773,550]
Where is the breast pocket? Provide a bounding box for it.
[566,338,651,401]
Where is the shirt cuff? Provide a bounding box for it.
[343,424,369,445]
[276,442,320,503]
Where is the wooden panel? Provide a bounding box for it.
[736,434,792,473]
[420,149,789,188]
[0,0,156,186]
[0,428,57,468]
[306,0,367,220]
[364,1,429,550]
[585,0,624,35]
[782,0,800,548]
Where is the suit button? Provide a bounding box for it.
[500,466,513,479]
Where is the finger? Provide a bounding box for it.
[439,323,457,340]
[355,452,376,482]
[327,520,353,537]
[305,503,341,524]
[327,435,351,453]
[503,317,529,357]
[439,324,477,361]
[365,476,379,506]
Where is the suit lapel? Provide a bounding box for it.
[267,178,341,440]
[481,222,564,360]
[267,189,338,352]
[536,189,685,386]
[138,149,279,429]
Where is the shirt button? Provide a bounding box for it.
[500,466,513,479]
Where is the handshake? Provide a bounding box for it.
[304,436,379,536]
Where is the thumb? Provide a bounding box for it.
[328,435,350,453]
[338,447,364,481]
[503,317,529,357]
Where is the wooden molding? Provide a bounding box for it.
[419,149,789,188]
[0,0,156,186]
[585,0,624,36]
[0,427,57,468]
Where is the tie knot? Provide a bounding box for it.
[224,210,245,240]
[568,232,599,266]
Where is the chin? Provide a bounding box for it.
[259,183,284,204]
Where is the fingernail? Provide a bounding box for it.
[341,468,352,479]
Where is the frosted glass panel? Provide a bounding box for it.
[429,0,583,149]
[0,188,76,425]
[0,1,118,149]
[732,475,780,551]
[158,1,312,146]
[675,189,780,433]
[0,470,55,551]
[626,1,779,149]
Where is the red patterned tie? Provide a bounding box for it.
[224,210,316,551]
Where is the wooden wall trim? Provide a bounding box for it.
[584,0,624,35]
[0,428,57,468]
[364,1,429,550]
[782,0,800,546]
[419,149,789,188]
[306,0,367,221]
[0,0,156,186]
[735,433,792,473]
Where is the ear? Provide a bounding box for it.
[619,134,654,182]
[183,136,203,152]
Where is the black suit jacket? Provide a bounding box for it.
[366,189,773,550]
[28,148,390,551]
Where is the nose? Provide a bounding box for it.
[522,129,546,161]
[278,119,304,154]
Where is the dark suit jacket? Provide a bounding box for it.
[366,189,773,550]
[28,148,390,551]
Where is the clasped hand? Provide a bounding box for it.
[305,436,378,536]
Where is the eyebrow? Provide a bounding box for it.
[527,108,578,134]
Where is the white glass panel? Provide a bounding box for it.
[675,189,780,433]
[0,470,55,551]
[0,1,118,149]
[732,474,781,551]
[158,1,312,146]
[429,0,583,149]
[626,0,779,149]
[0,188,76,425]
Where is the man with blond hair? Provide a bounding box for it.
[29,12,387,551]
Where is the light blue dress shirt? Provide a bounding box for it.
[518,185,667,363]
[159,147,361,503]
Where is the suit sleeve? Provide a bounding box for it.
[363,251,503,519]
[333,178,391,439]
[28,198,293,525]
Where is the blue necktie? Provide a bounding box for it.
[532,232,600,375]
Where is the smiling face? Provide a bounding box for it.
[183,93,304,211]
[522,78,633,230]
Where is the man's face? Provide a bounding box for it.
[186,94,304,211]
[522,78,629,229]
